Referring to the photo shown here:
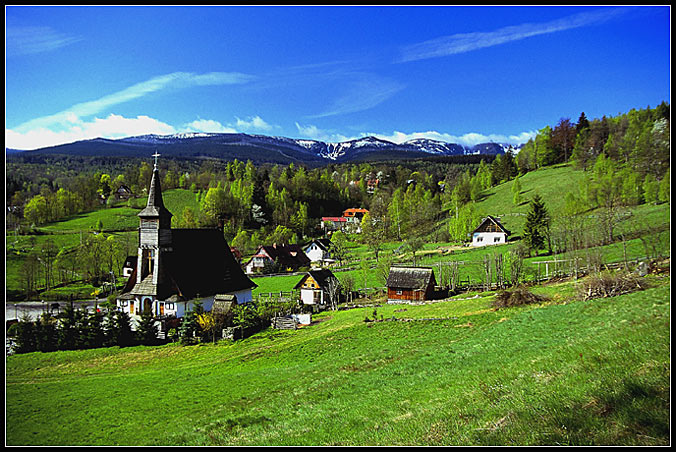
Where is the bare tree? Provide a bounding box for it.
[324,276,342,311]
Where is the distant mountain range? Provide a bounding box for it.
[6,132,521,165]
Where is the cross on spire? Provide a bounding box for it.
[152,151,161,169]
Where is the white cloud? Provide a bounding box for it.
[6,114,176,150]
[183,119,237,134]
[235,115,275,132]
[399,7,633,62]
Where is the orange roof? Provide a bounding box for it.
[342,208,369,217]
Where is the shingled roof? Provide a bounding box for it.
[293,269,338,290]
[257,244,311,269]
[386,267,436,289]
[121,228,257,301]
[138,167,172,220]
[472,215,511,235]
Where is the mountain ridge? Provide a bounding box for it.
[6,132,521,165]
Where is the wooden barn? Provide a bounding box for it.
[386,266,437,304]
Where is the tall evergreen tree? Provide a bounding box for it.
[576,112,590,135]
[523,194,551,256]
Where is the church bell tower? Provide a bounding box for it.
[133,153,173,296]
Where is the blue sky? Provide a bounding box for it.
[5,5,671,150]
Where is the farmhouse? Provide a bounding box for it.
[244,243,311,274]
[320,216,347,233]
[294,269,340,309]
[117,156,256,320]
[303,238,334,265]
[386,266,437,304]
[471,215,511,247]
[114,184,133,201]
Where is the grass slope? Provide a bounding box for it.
[6,278,670,446]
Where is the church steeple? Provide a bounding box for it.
[134,153,173,295]
[138,152,172,225]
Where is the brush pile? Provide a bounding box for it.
[578,270,649,300]
[492,286,549,309]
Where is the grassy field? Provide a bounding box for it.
[6,276,670,446]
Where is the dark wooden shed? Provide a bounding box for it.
[386,266,437,303]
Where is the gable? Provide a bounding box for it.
[473,216,510,235]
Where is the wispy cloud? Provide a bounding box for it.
[6,25,82,56]
[398,7,634,62]
[307,72,405,119]
[13,71,256,133]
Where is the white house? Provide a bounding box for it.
[293,269,339,309]
[471,216,511,247]
[303,238,333,265]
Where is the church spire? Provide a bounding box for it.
[138,153,172,221]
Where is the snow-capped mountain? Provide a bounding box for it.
[10,132,522,164]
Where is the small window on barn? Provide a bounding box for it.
[494,237,501,242]
[477,236,483,242]
[396,290,403,295]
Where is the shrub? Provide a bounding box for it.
[578,270,649,300]
[492,286,549,309]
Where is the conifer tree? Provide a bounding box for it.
[523,194,551,256]
[58,301,79,350]
[135,312,158,345]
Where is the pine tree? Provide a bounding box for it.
[107,310,134,347]
[58,301,79,350]
[523,194,551,256]
[135,312,158,345]
[179,304,202,345]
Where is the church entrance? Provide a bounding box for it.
[143,298,152,315]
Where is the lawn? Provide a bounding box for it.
[6,276,670,446]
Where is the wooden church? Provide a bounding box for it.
[117,154,256,320]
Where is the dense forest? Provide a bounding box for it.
[5,102,671,299]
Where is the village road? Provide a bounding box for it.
[6,300,105,322]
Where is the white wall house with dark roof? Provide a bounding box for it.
[471,216,511,247]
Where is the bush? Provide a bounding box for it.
[578,270,649,300]
[492,286,549,309]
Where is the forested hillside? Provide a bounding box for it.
[5,102,671,302]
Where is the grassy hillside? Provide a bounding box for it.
[6,277,670,446]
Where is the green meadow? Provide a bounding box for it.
[5,162,670,445]
[6,277,670,445]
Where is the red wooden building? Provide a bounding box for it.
[386,266,437,304]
